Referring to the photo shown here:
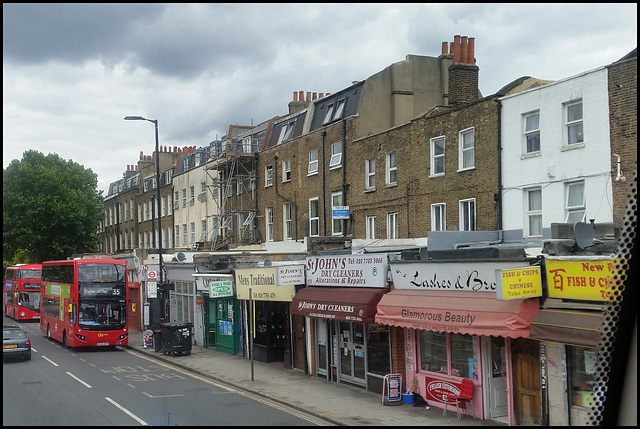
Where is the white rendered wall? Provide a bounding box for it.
[500,67,613,238]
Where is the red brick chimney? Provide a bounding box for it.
[446,35,479,107]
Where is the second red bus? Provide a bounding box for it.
[3,263,42,321]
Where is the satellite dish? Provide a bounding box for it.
[264,259,272,267]
[171,257,178,262]
[209,255,219,264]
[177,252,186,261]
[574,222,597,249]
[197,192,206,202]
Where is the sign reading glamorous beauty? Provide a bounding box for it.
[305,255,387,288]
[390,261,528,291]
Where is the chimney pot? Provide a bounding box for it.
[293,91,298,101]
[460,36,468,63]
[453,35,461,63]
[468,37,475,64]
[442,41,448,55]
[312,92,317,100]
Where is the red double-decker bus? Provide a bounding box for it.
[4,263,42,321]
[40,259,129,348]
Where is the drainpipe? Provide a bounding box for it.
[341,120,348,237]
[321,131,327,236]
[496,99,503,232]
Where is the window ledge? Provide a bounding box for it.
[561,142,585,151]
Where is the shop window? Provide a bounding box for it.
[569,346,597,408]
[420,331,448,373]
[419,331,478,379]
[367,323,391,376]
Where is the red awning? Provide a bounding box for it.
[290,287,386,323]
[529,309,603,347]
[375,289,539,338]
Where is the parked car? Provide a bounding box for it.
[3,324,31,361]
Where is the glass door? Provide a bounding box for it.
[339,321,366,385]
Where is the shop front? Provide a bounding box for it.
[527,255,612,426]
[379,259,541,424]
[193,273,241,355]
[235,266,303,364]
[290,255,391,392]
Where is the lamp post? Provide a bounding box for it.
[124,116,163,285]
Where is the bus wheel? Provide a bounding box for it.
[62,331,68,348]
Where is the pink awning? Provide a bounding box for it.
[375,290,539,338]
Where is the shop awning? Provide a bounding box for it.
[290,287,386,323]
[375,290,539,338]
[529,309,603,347]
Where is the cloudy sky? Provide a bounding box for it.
[3,3,637,193]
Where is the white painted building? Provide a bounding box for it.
[499,66,614,241]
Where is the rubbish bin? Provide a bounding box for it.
[160,322,193,356]
[153,329,162,352]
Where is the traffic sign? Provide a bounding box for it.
[148,270,157,280]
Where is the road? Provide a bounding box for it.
[3,315,332,426]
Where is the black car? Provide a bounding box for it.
[3,324,31,361]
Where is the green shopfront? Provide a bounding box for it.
[194,273,242,356]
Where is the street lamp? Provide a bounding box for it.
[124,115,163,284]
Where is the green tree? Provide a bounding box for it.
[3,150,104,263]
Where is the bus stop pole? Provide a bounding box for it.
[249,288,254,382]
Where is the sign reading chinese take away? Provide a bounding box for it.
[495,266,542,300]
[545,256,615,301]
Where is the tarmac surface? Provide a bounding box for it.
[126,328,507,426]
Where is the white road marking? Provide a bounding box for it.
[66,372,92,388]
[41,355,59,366]
[105,397,148,425]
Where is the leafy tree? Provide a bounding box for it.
[3,150,104,263]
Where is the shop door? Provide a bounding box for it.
[338,321,366,386]
[482,336,508,418]
[291,314,306,371]
[512,338,542,425]
[206,300,216,347]
[315,318,329,378]
[215,298,236,354]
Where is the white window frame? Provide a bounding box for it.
[143,181,148,192]
[277,120,296,145]
[365,157,376,190]
[323,103,335,125]
[331,191,343,236]
[309,197,320,237]
[387,212,398,239]
[308,149,319,175]
[332,98,346,121]
[431,203,446,231]
[329,141,343,169]
[266,207,274,242]
[565,101,584,145]
[265,165,274,187]
[182,189,187,207]
[174,192,179,211]
[366,215,376,240]
[459,127,475,170]
[283,202,293,240]
[282,158,291,182]
[524,111,541,154]
[430,136,445,176]
[182,223,187,244]
[565,181,586,224]
[236,177,244,195]
[189,186,195,206]
[386,151,397,185]
[525,188,543,237]
[459,198,476,231]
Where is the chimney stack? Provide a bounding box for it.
[447,35,479,107]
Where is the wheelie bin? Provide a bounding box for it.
[160,322,193,356]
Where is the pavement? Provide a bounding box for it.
[125,328,507,426]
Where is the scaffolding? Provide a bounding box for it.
[204,133,260,250]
